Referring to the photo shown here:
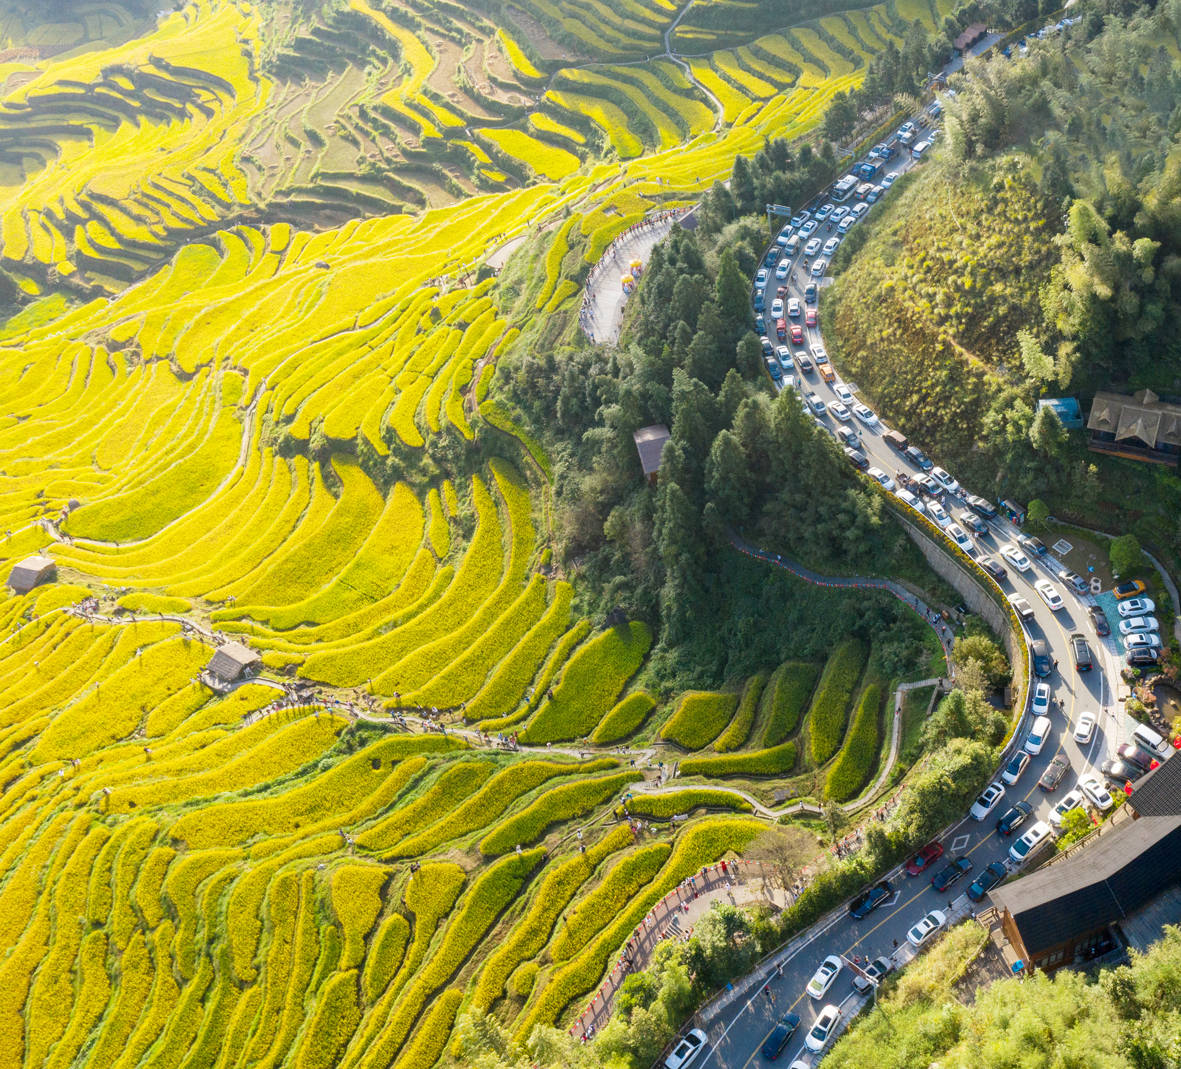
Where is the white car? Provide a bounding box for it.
[834,383,854,405]
[803,238,821,257]
[806,955,843,999]
[1035,580,1064,611]
[896,489,926,515]
[866,467,894,490]
[1073,711,1096,744]
[1001,751,1030,785]
[811,343,828,364]
[1009,820,1052,863]
[664,1028,708,1069]
[776,345,792,365]
[1079,772,1114,812]
[756,269,769,287]
[1025,715,1052,755]
[969,781,1006,821]
[851,201,870,220]
[804,1004,841,1054]
[775,260,790,280]
[787,297,801,318]
[882,171,899,186]
[927,502,951,528]
[930,466,960,494]
[1126,632,1163,650]
[852,403,877,426]
[1049,788,1086,828]
[906,909,947,948]
[828,401,851,421]
[1120,616,1159,634]
[822,236,840,256]
[810,259,827,277]
[1118,597,1155,617]
[1000,543,1031,572]
[1009,595,1034,620]
[947,523,973,553]
[1031,682,1051,716]
[770,298,784,318]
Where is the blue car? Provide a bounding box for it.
[761,1013,801,1060]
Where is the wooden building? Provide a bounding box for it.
[633,424,671,486]
[7,555,55,594]
[1087,389,1181,466]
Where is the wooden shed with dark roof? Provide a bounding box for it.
[989,755,1181,971]
[1087,389,1181,466]
[7,555,55,594]
[633,424,671,486]
[204,641,262,686]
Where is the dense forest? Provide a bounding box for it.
[826,0,1181,562]
[500,143,936,688]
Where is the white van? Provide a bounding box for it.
[783,234,800,256]
[1132,723,1172,761]
[1025,715,1052,756]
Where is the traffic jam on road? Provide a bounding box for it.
[669,100,1173,1069]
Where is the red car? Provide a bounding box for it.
[776,318,787,340]
[789,324,804,345]
[805,308,817,326]
[905,841,944,876]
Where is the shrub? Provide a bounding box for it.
[551,843,672,963]
[510,961,539,998]
[518,622,652,744]
[762,661,821,746]
[1110,533,1145,578]
[713,673,766,752]
[808,639,868,765]
[591,691,657,744]
[679,742,796,778]
[478,771,641,855]
[660,690,739,750]
[622,789,753,819]
[824,683,883,802]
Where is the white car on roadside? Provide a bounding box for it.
[1049,788,1087,828]
[834,383,854,405]
[1010,820,1052,863]
[907,909,947,948]
[1031,682,1051,716]
[664,1028,709,1069]
[930,466,960,494]
[852,403,877,426]
[927,502,951,528]
[807,955,843,999]
[866,467,894,490]
[947,523,973,553]
[1009,594,1034,620]
[1073,711,1096,744]
[1000,543,1031,572]
[1120,616,1159,634]
[1079,772,1114,812]
[805,1005,842,1053]
[969,781,1006,821]
[1035,580,1064,611]
[1118,597,1155,617]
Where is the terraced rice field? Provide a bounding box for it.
[0,0,943,1061]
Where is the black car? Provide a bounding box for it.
[848,881,892,919]
[1101,757,1144,785]
[761,337,775,356]
[996,800,1033,836]
[905,445,934,471]
[1039,753,1070,791]
[931,857,972,892]
[1127,647,1159,668]
[1089,606,1110,637]
[761,1012,801,1060]
[1071,633,1093,673]
[754,315,767,335]
[967,861,1008,902]
[965,494,997,519]
[845,447,869,471]
[1117,742,1157,772]
[978,555,1005,580]
[1030,639,1052,678]
[765,248,780,266]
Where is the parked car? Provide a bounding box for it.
[969,782,1006,821]
[1001,751,1030,786]
[1127,647,1160,667]
[1117,742,1157,772]
[931,857,973,892]
[1049,788,1087,828]
[1010,595,1035,620]
[848,881,892,919]
[1060,571,1088,593]
[1030,639,1052,678]
[1126,632,1163,651]
[761,1013,801,1061]
[1025,715,1052,756]
[828,400,851,421]
[1009,820,1053,863]
[1031,682,1051,716]
[836,425,861,449]
[807,955,843,999]
[1039,753,1070,791]
[927,502,951,527]
[978,555,1005,580]
[965,494,997,518]
[996,800,1033,836]
[866,467,894,490]
[1079,772,1114,812]
[967,861,1008,902]
[844,447,870,471]
[1034,580,1064,610]
[851,956,893,993]
[1118,597,1155,617]
[905,841,943,876]
[804,1005,841,1054]
[1113,579,1148,600]
[906,909,947,948]
[930,467,960,494]
[955,508,988,535]
[1072,633,1093,673]
[906,445,934,471]
[833,383,854,405]
[1018,534,1047,556]
[852,403,877,425]
[1101,757,1144,784]
[1000,543,1032,572]
[1089,606,1110,636]
[1120,616,1159,635]
[1073,710,1096,744]
[665,1029,709,1069]
[947,523,973,554]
